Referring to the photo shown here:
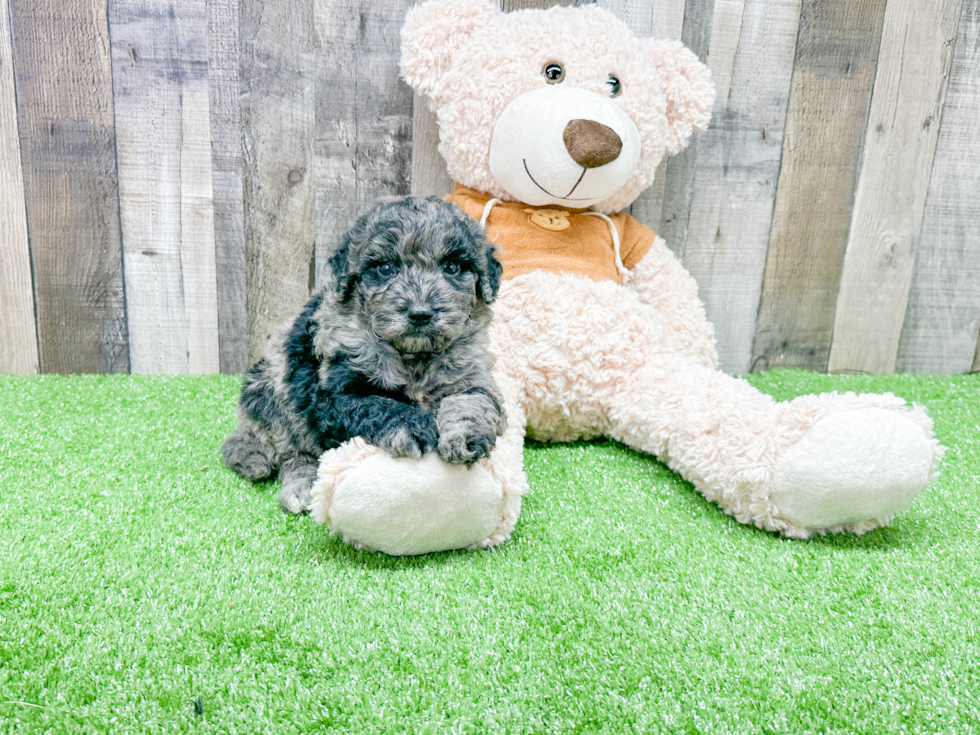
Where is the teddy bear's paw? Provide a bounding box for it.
[311,445,507,556]
[770,407,940,532]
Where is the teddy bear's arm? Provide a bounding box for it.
[625,224,719,369]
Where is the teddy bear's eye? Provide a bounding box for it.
[607,75,622,97]
[543,63,565,84]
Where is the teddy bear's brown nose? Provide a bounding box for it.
[563,119,623,168]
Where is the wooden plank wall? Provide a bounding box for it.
[0,0,977,375]
[0,0,37,373]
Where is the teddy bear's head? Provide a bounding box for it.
[401,0,715,214]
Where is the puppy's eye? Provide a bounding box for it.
[443,261,462,276]
[543,63,564,84]
[607,75,622,97]
[373,262,397,278]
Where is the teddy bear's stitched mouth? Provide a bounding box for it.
[522,159,592,201]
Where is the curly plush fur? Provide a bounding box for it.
[222,196,506,513]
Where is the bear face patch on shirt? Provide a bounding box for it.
[523,208,571,232]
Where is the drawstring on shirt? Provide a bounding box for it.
[479,198,630,284]
[581,211,629,284]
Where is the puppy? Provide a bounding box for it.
[222,196,506,513]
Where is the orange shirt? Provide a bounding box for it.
[447,185,655,285]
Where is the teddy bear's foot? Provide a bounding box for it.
[770,407,940,535]
[310,438,521,556]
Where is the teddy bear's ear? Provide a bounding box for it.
[645,39,716,155]
[400,0,499,101]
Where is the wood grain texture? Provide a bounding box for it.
[752,0,887,372]
[828,0,962,374]
[0,0,38,373]
[410,99,453,198]
[896,0,980,374]
[313,0,415,288]
[241,0,316,366]
[9,0,129,374]
[657,0,717,259]
[676,0,802,374]
[111,0,220,374]
[208,0,247,373]
[600,0,687,235]
[504,0,594,8]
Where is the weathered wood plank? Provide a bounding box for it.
[504,0,594,8]
[110,0,220,374]
[410,99,453,198]
[600,0,687,234]
[0,0,38,374]
[208,0,247,373]
[241,0,316,366]
[828,0,962,374]
[675,0,802,374]
[9,0,129,374]
[313,0,415,288]
[657,0,720,259]
[896,0,980,374]
[752,0,887,372]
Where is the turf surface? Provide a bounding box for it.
[0,370,978,733]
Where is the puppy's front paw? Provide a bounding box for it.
[374,410,438,459]
[278,458,318,514]
[437,423,497,466]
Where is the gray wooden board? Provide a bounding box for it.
[504,0,595,8]
[208,0,247,373]
[657,0,716,259]
[9,0,129,374]
[410,99,453,198]
[313,0,415,289]
[896,0,980,374]
[828,0,962,374]
[241,0,316,366]
[752,0,887,372]
[110,0,221,374]
[0,0,38,373]
[676,0,802,375]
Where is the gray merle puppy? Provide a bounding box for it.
[222,196,506,513]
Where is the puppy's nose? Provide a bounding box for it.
[407,303,434,325]
[563,119,623,168]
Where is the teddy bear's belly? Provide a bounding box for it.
[489,271,668,442]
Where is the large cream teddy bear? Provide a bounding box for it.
[309,0,943,555]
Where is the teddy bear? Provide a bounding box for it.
[308,0,944,556]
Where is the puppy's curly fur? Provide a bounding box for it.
[222,196,506,513]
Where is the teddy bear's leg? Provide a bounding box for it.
[603,357,942,537]
[309,372,529,555]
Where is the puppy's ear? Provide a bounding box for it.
[328,235,357,301]
[478,245,503,303]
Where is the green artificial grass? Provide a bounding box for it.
[0,370,978,734]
